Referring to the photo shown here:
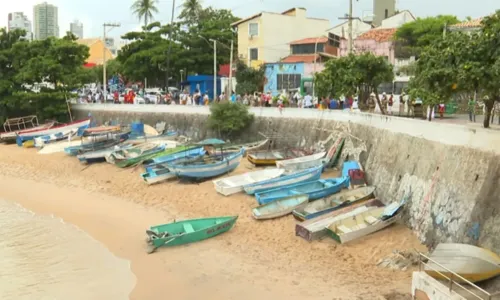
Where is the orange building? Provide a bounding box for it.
[76,38,114,65]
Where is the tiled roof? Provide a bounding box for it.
[281,54,318,63]
[356,28,397,42]
[290,37,328,45]
[76,38,100,47]
[449,18,483,29]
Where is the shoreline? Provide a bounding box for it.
[0,144,426,299]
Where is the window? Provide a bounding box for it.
[249,48,258,61]
[385,9,389,19]
[291,44,324,54]
[394,81,409,95]
[277,74,301,91]
[249,23,258,36]
[377,82,393,94]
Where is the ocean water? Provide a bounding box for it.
[0,199,136,300]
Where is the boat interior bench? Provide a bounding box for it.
[183,223,195,233]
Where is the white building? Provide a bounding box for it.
[8,12,32,40]
[378,10,416,29]
[33,2,59,40]
[70,20,83,39]
[328,18,373,39]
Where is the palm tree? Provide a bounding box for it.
[179,0,203,23]
[131,0,159,28]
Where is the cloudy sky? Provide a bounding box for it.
[1,0,498,39]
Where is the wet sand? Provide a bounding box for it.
[0,144,426,299]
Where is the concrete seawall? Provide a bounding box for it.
[73,104,500,252]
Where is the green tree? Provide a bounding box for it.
[131,0,159,28]
[207,102,254,139]
[314,53,394,114]
[179,0,203,23]
[394,15,460,58]
[235,61,265,95]
[11,33,90,121]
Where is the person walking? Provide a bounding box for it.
[303,93,313,108]
[468,97,476,122]
[399,92,406,116]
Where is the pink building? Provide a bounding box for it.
[339,28,397,64]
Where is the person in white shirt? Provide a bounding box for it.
[187,94,193,105]
[303,94,313,108]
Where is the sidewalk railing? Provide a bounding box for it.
[418,252,500,300]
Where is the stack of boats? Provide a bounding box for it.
[212,139,407,244]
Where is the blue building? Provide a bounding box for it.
[264,63,305,97]
[182,75,222,100]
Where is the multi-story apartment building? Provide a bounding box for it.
[33,2,59,40]
[70,20,84,39]
[8,12,32,40]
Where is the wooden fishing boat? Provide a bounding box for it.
[275,151,327,172]
[252,194,309,220]
[127,131,178,145]
[243,165,323,195]
[247,149,309,166]
[33,128,78,148]
[325,200,404,244]
[255,177,349,205]
[141,148,207,185]
[16,118,91,146]
[295,199,385,242]
[106,143,167,168]
[1,115,54,143]
[292,186,376,221]
[143,147,203,172]
[213,168,286,196]
[324,137,345,168]
[145,216,238,254]
[83,125,121,135]
[425,243,500,283]
[168,148,244,179]
[64,132,129,156]
[241,139,269,155]
[38,140,83,155]
[77,143,134,164]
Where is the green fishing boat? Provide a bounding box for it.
[105,143,172,168]
[145,216,238,254]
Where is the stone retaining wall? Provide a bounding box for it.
[73,104,500,253]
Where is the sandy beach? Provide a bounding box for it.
[0,144,426,299]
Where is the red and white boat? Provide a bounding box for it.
[16,118,91,146]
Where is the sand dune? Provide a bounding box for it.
[0,144,425,299]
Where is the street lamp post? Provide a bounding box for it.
[103,22,120,100]
[209,39,217,102]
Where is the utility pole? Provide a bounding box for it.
[228,39,234,100]
[103,22,120,100]
[209,39,217,102]
[165,0,176,90]
[338,0,358,54]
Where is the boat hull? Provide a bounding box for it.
[146,216,238,251]
[252,194,309,220]
[141,166,177,185]
[77,143,133,164]
[275,152,326,172]
[425,243,500,283]
[255,177,349,205]
[213,168,285,196]
[243,165,323,195]
[143,147,203,171]
[16,118,91,146]
[168,149,244,179]
[295,199,385,242]
[292,186,376,221]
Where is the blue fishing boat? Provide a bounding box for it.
[143,147,205,172]
[77,143,134,164]
[16,118,91,146]
[255,177,350,205]
[168,148,244,179]
[243,165,323,195]
[64,132,129,156]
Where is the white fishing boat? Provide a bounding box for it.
[325,201,403,244]
[275,151,326,171]
[425,243,500,283]
[295,198,385,242]
[33,128,78,148]
[252,194,309,220]
[213,168,285,196]
[38,140,83,154]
